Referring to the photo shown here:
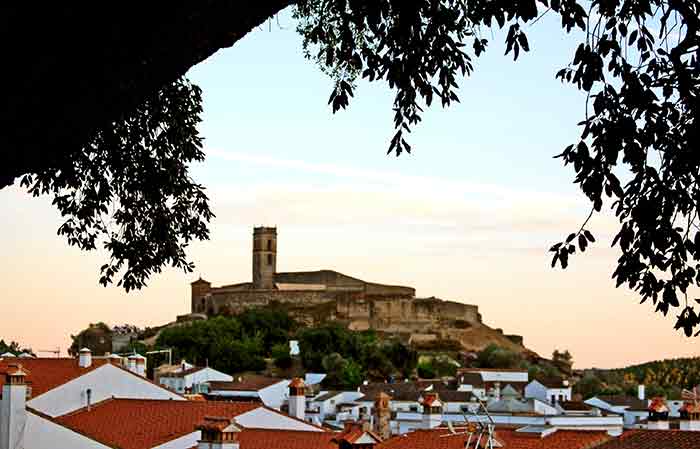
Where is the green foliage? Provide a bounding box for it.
[295,0,700,335]
[297,323,417,387]
[476,344,524,369]
[552,349,574,375]
[573,374,603,399]
[0,339,33,356]
[577,357,700,399]
[19,78,212,291]
[272,343,293,369]
[417,362,436,379]
[156,309,297,374]
[417,356,458,379]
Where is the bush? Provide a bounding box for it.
[272,342,293,369]
[417,362,436,379]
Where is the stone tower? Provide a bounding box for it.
[252,226,277,290]
[374,392,392,440]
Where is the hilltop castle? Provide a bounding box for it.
[188,227,512,345]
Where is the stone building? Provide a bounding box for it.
[189,226,482,337]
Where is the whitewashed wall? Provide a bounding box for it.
[236,407,322,431]
[25,412,110,449]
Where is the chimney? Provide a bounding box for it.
[134,354,146,377]
[421,393,443,429]
[288,378,306,421]
[491,382,501,401]
[1,364,29,449]
[78,348,92,368]
[373,392,392,440]
[680,387,700,431]
[646,397,670,430]
[107,353,123,366]
[127,354,137,373]
[638,385,645,401]
[197,416,241,449]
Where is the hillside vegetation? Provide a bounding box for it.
[576,357,700,399]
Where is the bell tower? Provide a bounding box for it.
[252,226,277,290]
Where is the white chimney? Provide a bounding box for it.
[492,382,501,401]
[197,417,241,449]
[127,354,137,373]
[638,385,645,401]
[1,364,29,449]
[78,348,92,368]
[288,378,306,421]
[133,354,146,377]
[421,393,443,429]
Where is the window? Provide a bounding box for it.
[267,240,272,250]
[267,254,273,266]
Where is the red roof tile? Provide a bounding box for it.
[188,429,339,449]
[593,430,700,449]
[0,358,107,398]
[55,398,260,449]
[377,428,611,449]
[648,397,669,413]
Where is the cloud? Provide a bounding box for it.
[204,148,620,252]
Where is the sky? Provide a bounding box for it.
[0,10,697,369]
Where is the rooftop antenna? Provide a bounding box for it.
[441,397,500,449]
[38,348,61,358]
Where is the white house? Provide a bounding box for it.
[1,354,333,449]
[1,350,182,418]
[525,378,572,405]
[584,387,649,428]
[158,362,232,394]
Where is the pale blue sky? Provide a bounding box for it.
[1,10,697,367]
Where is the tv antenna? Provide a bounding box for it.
[38,348,61,358]
[441,397,501,449]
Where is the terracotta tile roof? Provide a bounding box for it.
[593,430,700,449]
[680,401,700,414]
[0,357,107,398]
[187,429,339,449]
[289,377,306,388]
[333,424,382,445]
[647,397,669,413]
[55,398,260,449]
[209,375,285,392]
[377,428,611,449]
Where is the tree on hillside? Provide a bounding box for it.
[0,340,34,357]
[552,349,574,375]
[2,1,699,334]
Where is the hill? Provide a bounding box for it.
[576,357,700,399]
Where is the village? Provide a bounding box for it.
[1,346,699,449]
[3,2,700,449]
[3,226,700,448]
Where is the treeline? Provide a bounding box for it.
[0,339,33,356]
[155,309,418,388]
[297,324,418,388]
[156,309,297,373]
[576,357,700,399]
